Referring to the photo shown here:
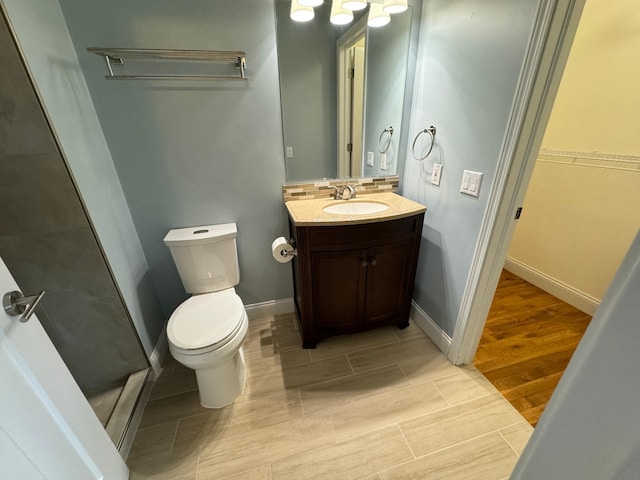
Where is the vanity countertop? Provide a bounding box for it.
[285,192,426,226]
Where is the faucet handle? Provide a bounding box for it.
[321,185,342,200]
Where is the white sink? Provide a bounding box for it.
[323,201,390,215]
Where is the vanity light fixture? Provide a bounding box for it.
[298,0,324,6]
[342,0,368,11]
[367,2,390,27]
[382,0,408,14]
[290,0,315,22]
[330,0,354,25]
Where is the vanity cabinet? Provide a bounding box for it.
[289,213,424,348]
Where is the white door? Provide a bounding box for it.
[0,257,128,480]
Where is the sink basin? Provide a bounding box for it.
[323,201,390,215]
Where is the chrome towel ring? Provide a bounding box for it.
[378,126,394,154]
[412,126,437,160]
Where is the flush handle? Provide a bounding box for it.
[3,290,46,323]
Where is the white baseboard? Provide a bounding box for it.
[245,298,295,320]
[504,257,599,315]
[148,328,168,379]
[410,300,452,356]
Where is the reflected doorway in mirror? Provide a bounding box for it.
[337,16,367,178]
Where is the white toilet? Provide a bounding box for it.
[163,223,248,408]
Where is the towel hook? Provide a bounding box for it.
[411,126,436,161]
[378,126,394,154]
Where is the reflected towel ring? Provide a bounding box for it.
[378,126,394,154]
[412,126,437,161]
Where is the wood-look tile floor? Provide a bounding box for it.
[128,314,533,479]
[474,270,592,426]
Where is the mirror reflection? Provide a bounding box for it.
[275,1,416,182]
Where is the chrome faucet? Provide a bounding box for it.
[341,184,357,200]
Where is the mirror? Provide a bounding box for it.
[275,1,416,182]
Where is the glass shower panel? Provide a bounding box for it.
[0,13,148,434]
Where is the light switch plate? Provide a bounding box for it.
[431,163,442,186]
[380,154,387,170]
[367,151,374,167]
[460,170,483,197]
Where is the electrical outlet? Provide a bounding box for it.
[431,163,442,186]
[367,151,374,167]
[460,170,483,197]
[286,146,293,158]
[380,154,387,170]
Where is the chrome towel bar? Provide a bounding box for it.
[87,47,248,80]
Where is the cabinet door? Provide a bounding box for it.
[364,240,413,325]
[311,249,367,329]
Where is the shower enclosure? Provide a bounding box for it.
[0,12,149,449]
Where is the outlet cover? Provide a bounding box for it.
[380,154,387,170]
[286,146,293,158]
[431,163,442,186]
[367,151,374,167]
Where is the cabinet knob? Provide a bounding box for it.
[370,257,377,266]
[361,260,368,268]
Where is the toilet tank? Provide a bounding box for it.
[163,223,240,294]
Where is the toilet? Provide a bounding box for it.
[163,223,248,408]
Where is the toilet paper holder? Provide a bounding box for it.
[281,238,297,257]
[272,236,298,263]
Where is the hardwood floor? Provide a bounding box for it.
[474,270,592,426]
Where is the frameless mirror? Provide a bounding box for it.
[275,1,416,182]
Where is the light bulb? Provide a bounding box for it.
[382,0,408,14]
[342,0,368,11]
[368,3,390,27]
[290,0,315,22]
[330,0,354,25]
[299,0,324,6]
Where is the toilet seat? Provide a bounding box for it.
[168,288,246,355]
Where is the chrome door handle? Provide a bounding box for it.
[3,290,46,323]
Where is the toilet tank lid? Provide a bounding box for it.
[164,223,237,247]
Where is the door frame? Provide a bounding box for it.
[447,0,587,365]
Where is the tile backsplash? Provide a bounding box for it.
[283,176,399,202]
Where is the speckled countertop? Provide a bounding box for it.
[285,192,426,226]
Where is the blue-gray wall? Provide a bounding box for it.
[512,230,640,479]
[58,0,293,318]
[402,0,541,336]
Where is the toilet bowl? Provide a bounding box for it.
[163,223,248,408]
[167,288,248,408]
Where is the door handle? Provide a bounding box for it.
[3,290,46,323]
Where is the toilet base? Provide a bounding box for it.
[195,347,246,408]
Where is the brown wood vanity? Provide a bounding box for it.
[285,193,425,349]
